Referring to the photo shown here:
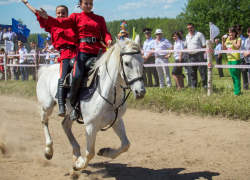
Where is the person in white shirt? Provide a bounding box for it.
[142,27,159,87]
[42,37,54,64]
[152,29,173,88]
[2,28,8,41]
[214,39,224,77]
[178,30,191,87]
[7,28,17,44]
[18,40,29,81]
[185,23,207,89]
[28,41,39,80]
[172,31,184,91]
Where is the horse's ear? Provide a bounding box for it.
[134,35,140,46]
[116,37,125,49]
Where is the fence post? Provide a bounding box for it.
[4,53,7,82]
[207,40,213,96]
[35,45,39,82]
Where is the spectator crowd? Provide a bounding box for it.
[136,23,250,96]
[0,32,59,81]
[1,21,250,96]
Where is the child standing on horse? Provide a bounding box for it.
[37,0,113,121]
[22,0,77,117]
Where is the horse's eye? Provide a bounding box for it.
[125,62,129,66]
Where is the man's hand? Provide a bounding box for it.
[142,56,147,62]
[243,52,250,58]
[22,0,28,3]
[164,54,170,59]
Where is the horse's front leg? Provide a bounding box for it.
[73,124,97,171]
[40,105,55,160]
[61,114,81,163]
[97,118,130,159]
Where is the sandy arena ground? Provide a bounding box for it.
[0,95,250,180]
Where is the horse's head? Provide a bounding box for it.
[116,35,146,100]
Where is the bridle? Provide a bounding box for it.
[120,50,144,88]
[97,49,143,131]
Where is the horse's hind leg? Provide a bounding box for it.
[40,102,56,160]
[97,118,130,159]
[61,114,81,163]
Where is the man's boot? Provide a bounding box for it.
[70,77,82,121]
[58,78,67,117]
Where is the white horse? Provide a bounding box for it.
[36,35,146,170]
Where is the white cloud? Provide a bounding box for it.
[118,2,147,10]
[163,5,171,9]
[151,0,178,3]
[158,10,177,18]
[0,0,21,6]
[117,0,178,10]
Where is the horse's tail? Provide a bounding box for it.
[38,66,48,80]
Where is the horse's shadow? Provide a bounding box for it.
[79,162,220,180]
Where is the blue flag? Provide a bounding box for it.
[12,18,30,38]
[38,34,44,48]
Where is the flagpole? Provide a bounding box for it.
[210,22,212,42]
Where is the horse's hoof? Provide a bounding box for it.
[73,165,81,171]
[97,148,110,156]
[44,152,53,160]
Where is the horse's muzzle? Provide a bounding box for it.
[135,89,146,100]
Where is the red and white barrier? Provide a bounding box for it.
[144,62,208,67]
[142,49,250,53]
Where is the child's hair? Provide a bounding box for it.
[229,26,238,38]
[172,31,182,40]
[247,27,250,33]
[56,5,69,15]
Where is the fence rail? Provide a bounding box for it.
[1,40,250,95]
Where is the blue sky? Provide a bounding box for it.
[0,0,187,34]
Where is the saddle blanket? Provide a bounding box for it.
[56,70,99,101]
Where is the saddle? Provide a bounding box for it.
[55,49,102,101]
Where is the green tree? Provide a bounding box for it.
[17,19,26,26]
[181,0,250,39]
[27,33,47,44]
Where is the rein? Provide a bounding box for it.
[97,49,143,131]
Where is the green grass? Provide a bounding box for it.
[0,75,36,99]
[1,60,250,121]
[127,57,250,121]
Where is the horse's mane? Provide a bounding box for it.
[93,39,141,70]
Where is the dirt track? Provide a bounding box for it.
[0,95,250,180]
